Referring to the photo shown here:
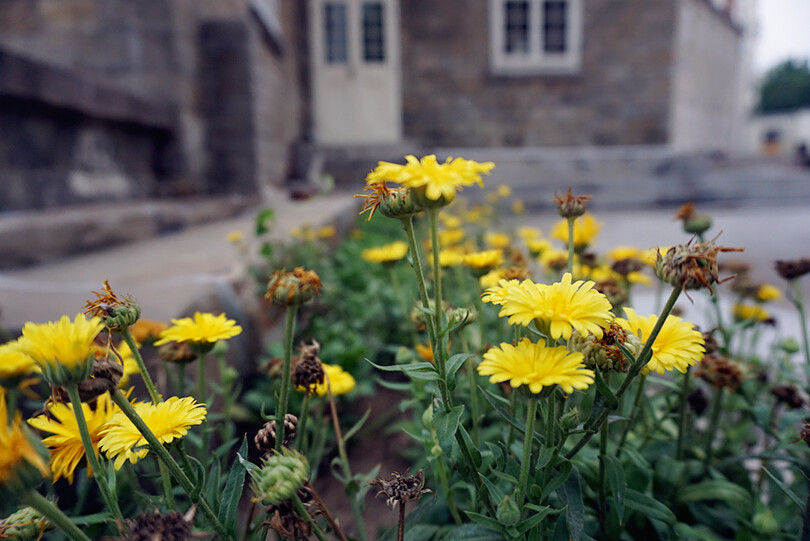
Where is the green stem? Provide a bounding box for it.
[704,386,724,468]
[791,279,810,369]
[292,493,329,541]
[598,376,610,539]
[566,286,682,459]
[176,362,185,396]
[197,353,206,404]
[401,217,439,355]
[120,327,161,403]
[567,217,576,275]
[198,353,210,462]
[432,442,463,524]
[616,375,647,457]
[276,305,298,453]
[159,460,176,510]
[65,385,123,523]
[298,393,311,455]
[427,209,450,404]
[21,490,92,541]
[675,369,692,460]
[517,396,538,508]
[110,388,231,539]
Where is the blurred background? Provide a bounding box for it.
[1,0,809,329]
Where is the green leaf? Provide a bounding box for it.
[403,524,440,541]
[187,455,206,499]
[367,359,441,381]
[218,436,249,536]
[464,511,507,534]
[541,459,573,501]
[479,472,507,504]
[625,489,676,525]
[458,424,483,467]
[255,208,275,235]
[557,465,585,540]
[205,456,222,504]
[594,368,618,409]
[343,408,371,444]
[678,480,753,517]
[445,353,475,382]
[70,512,113,525]
[516,505,552,533]
[762,467,805,513]
[602,455,626,521]
[434,405,464,457]
[480,387,544,446]
[378,500,436,541]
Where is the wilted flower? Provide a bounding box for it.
[83,280,141,332]
[266,268,323,306]
[371,469,430,510]
[696,354,744,393]
[655,237,742,293]
[124,508,196,541]
[775,258,810,281]
[554,187,592,219]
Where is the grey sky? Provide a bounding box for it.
[755,0,810,73]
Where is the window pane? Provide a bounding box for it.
[504,0,530,54]
[324,2,348,63]
[542,0,567,53]
[362,2,386,62]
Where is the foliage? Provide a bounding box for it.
[758,59,810,113]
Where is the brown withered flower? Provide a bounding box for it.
[356,180,419,221]
[771,385,805,410]
[554,187,592,218]
[255,414,299,457]
[655,237,743,293]
[53,353,124,404]
[595,279,628,308]
[291,341,325,394]
[266,267,322,306]
[158,341,198,365]
[696,354,744,393]
[122,507,206,540]
[611,258,643,277]
[674,202,712,235]
[84,280,141,332]
[501,266,531,281]
[701,330,719,356]
[775,258,810,281]
[371,469,431,511]
[262,496,312,540]
[688,388,709,416]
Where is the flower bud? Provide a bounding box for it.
[554,187,592,219]
[446,306,478,329]
[567,325,641,373]
[250,448,309,505]
[379,186,421,219]
[0,506,48,539]
[779,337,800,354]
[266,268,322,307]
[683,215,712,236]
[84,280,141,332]
[496,495,521,526]
[560,407,581,431]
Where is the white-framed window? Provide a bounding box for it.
[489,0,583,75]
[321,0,387,64]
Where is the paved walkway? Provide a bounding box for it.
[0,188,360,330]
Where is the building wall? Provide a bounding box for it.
[400,0,678,147]
[670,0,742,153]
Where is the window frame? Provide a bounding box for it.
[489,0,583,76]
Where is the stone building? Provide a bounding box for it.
[0,0,753,211]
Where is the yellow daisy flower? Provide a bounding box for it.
[517,227,542,240]
[0,340,38,383]
[414,344,434,362]
[495,274,614,340]
[463,249,504,271]
[538,247,569,269]
[225,231,244,244]
[757,283,782,302]
[479,269,507,290]
[606,246,641,261]
[296,364,356,397]
[616,308,705,375]
[129,318,169,344]
[28,393,118,483]
[361,241,408,264]
[317,225,336,239]
[511,199,526,215]
[17,314,103,386]
[99,396,206,470]
[0,394,49,489]
[484,232,511,250]
[154,312,242,347]
[438,228,466,246]
[478,338,594,394]
[496,185,512,198]
[439,214,462,229]
[551,214,603,249]
[439,249,466,267]
[733,304,771,322]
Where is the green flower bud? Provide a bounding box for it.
[250,448,309,505]
[380,187,421,219]
[0,506,48,539]
[496,495,521,526]
[683,214,712,235]
[779,337,800,354]
[446,306,478,329]
[560,407,581,431]
[266,268,322,307]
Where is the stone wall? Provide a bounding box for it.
[400,0,678,147]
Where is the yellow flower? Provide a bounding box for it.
[366,154,494,202]
[640,246,669,268]
[733,304,771,322]
[0,394,49,491]
[438,228,466,246]
[439,214,462,229]
[479,269,507,290]
[99,396,206,470]
[317,225,336,239]
[517,227,541,240]
[17,314,103,386]
[551,214,602,249]
[129,318,169,343]
[28,393,117,483]
[511,199,526,215]
[538,247,569,269]
[463,250,504,270]
[226,230,244,244]
[484,232,511,250]
[298,364,356,397]
[361,241,408,264]
[478,338,594,394]
[616,308,705,375]
[0,340,38,383]
[439,249,466,267]
[414,344,434,362]
[495,274,614,340]
[496,185,512,198]
[757,284,782,302]
[482,279,521,305]
[154,312,242,346]
[606,246,641,261]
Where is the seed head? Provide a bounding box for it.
[775,258,810,281]
[554,187,592,219]
[291,341,325,394]
[250,449,309,505]
[123,508,196,541]
[266,268,322,306]
[84,280,141,332]
[771,385,805,409]
[371,469,430,510]
[255,415,299,457]
[0,506,48,539]
[655,237,743,293]
[158,341,198,364]
[567,323,642,373]
[696,354,744,393]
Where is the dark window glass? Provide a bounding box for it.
[504,0,530,54]
[542,0,567,53]
[362,2,386,62]
[324,2,348,63]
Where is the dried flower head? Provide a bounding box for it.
[266,268,323,306]
[124,507,198,541]
[775,258,810,281]
[655,237,743,293]
[567,322,642,373]
[84,280,141,332]
[371,469,430,510]
[0,505,48,539]
[799,421,810,449]
[594,279,628,309]
[262,497,312,540]
[554,187,592,219]
[158,341,198,365]
[696,354,744,393]
[771,385,805,409]
[255,415,299,457]
[291,341,325,394]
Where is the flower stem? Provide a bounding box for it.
[400,217,439,355]
[292,493,329,541]
[304,481,349,541]
[517,396,538,508]
[276,305,298,454]
[21,490,92,541]
[704,386,724,468]
[397,502,406,541]
[790,279,810,369]
[427,209,450,402]
[120,327,161,403]
[566,217,575,275]
[616,375,647,457]
[566,286,683,459]
[598,375,611,539]
[65,384,123,523]
[110,388,231,539]
[675,369,692,460]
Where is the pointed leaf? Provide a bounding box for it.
[678,480,753,516]
[446,353,475,382]
[541,459,573,501]
[218,436,249,536]
[434,405,464,457]
[464,511,506,533]
[556,465,585,540]
[625,489,676,525]
[441,523,506,540]
[762,467,805,513]
[343,408,371,444]
[602,455,626,521]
